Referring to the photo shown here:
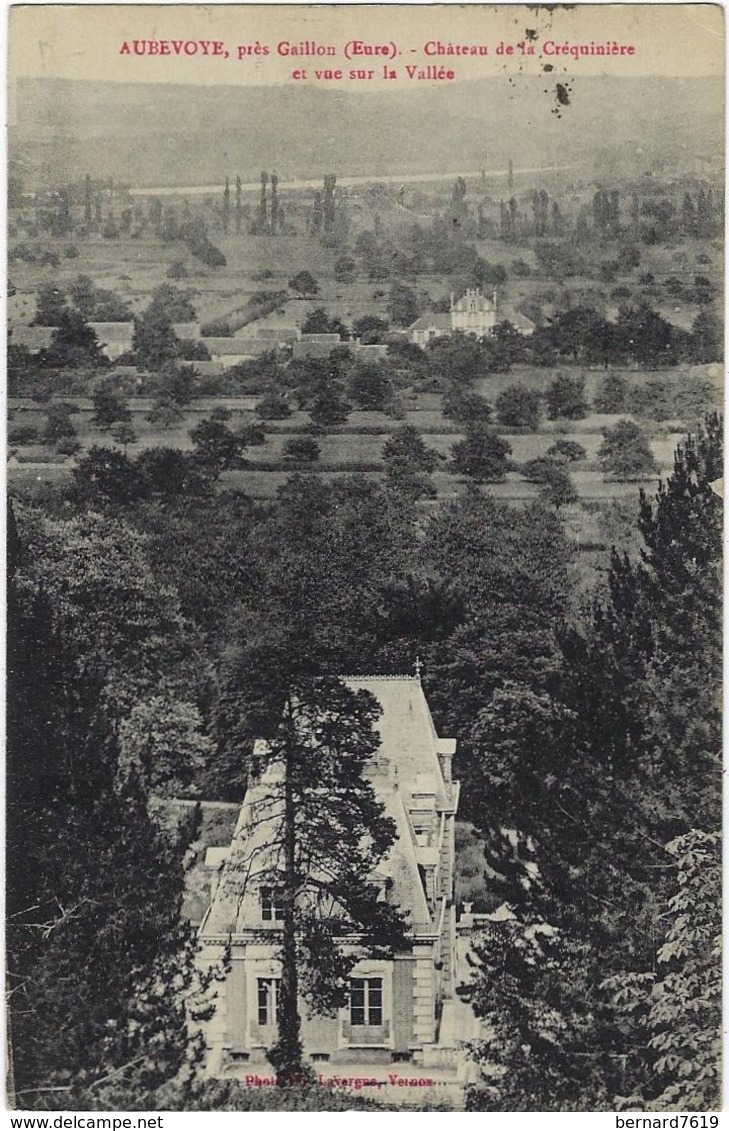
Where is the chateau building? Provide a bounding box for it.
[196,675,463,1076]
[408,287,533,346]
[408,288,497,346]
[450,287,498,337]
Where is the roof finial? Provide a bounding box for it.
[414,655,422,680]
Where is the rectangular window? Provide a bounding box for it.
[257,977,280,1026]
[260,886,286,922]
[350,977,383,1027]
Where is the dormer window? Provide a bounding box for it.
[260,886,286,922]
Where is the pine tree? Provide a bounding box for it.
[311,192,323,233]
[323,174,337,233]
[270,173,279,234]
[84,174,92,226]
[235,175,242,234]
[223,677,407,1084]
[258,171,268,231]
[499,200,509,241]
[222,177,230,234]
[680,192,696,235]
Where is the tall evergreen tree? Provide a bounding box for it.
[270,173,279,234]
[322,174,337,233]
[235,175,242,234]
[84,174,92,226]
[258,171,268,230]
[224,678,407,1084]
[222,176,230,234]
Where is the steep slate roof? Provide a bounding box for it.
[500,309,536,333]
[407,313,452,333]
[344,676,450,810]
[200,675,455,940]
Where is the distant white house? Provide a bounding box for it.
[451,288,498,337]
[408,288,534,346]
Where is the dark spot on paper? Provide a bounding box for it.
[525,28,538,41]
[542,63,554,72]
[549,78,573,115]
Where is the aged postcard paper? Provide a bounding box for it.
[6,3,724,1118]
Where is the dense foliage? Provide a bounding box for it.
[464,416,722,1111]
[7,516,217,1109]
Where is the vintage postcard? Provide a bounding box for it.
[6,3,724,1117]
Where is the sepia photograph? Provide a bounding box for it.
[5,3,724,1115]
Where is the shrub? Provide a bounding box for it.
[54,437,82,456]
[541,465,578,507]
[196,242,226,268]
[443,389,492,424]
[309,388,351,428]
[598,419,658,480]
[383,425,439,473]
[546,439,587,463]
[522,458,578,505]
[167,260,189,280]
[333,256,357,284]
[136,446,208,497]
[177,339,212,362]
[256,393,292,420]
[522,457,559,483]
[8,425,39,445]
[495,385,541,430]
[283,436,321,462]
[545,374,589,421]
[71,445,147,505]
[451,425,511,481]
[628,379,674,422]
[200,320,233,338]
[189,419,247,477]
[238,423,267,446]
[384,466,437,500]
[594,373,628,414]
